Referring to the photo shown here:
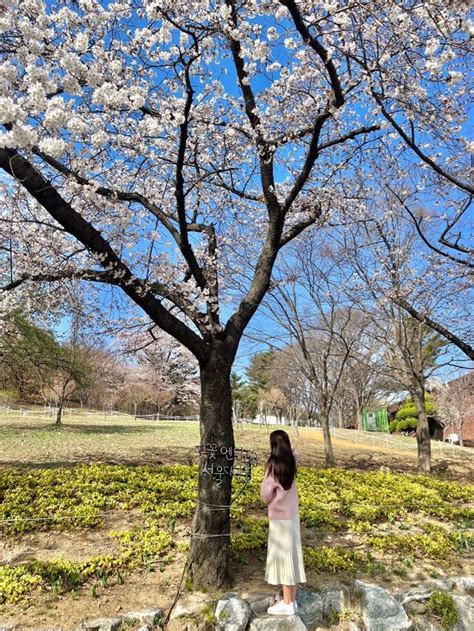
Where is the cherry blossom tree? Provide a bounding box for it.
[335,205,461,471]
[0,0,471,586]
[433,376,473,447]
[120,324,200,415]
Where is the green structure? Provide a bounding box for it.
[361,408,389,432]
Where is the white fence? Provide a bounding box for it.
[0,405,200,422]
[306,426,474,460]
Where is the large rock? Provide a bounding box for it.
[319,585,349,619]
[77,619,122,631]
[354,580,412,631]
[453,594,474,631]
[125,609,163,625]
[296,590,324,630]
[397,587,433,608]
[215,593,252,631]
[455,577,474,596]
[423,579,455,592]
[243,592,275,616]
[249,615,307,630]
[169,591,209,620]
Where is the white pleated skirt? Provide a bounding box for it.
[265,514,306,586]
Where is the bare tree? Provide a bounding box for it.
[259,243,375,465]
[338,211,452,472]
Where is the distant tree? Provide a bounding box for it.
[231,372,259,420]
[120,327,200,416]
[434,377,473,447]
[0,311,93,424]
[44,344,93,425]
[246,351,275,391]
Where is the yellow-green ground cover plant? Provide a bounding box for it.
[0,464,472,604]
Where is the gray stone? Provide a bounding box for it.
[125,609,163,625]
[137,626,153,631]
[397,587,433,607]
[452,594,474,631]
[0,627,15,631]
[169,591,209,620]
[354,580,412,631]
[454,577,474,596]
[245,592,275,615]
[248,615,307,630]
[215,593,252,631]
[319,585,349,619]
[296,590,324,630]
[78,619,122,631]
[405,600,429,616]
[423,579,455,592]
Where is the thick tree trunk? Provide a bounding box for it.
[320,405,336,467]
[188,348,235,590]
[412,387,431,473]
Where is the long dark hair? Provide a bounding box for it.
[266,429,296,490]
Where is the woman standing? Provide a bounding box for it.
[260,429,306,616]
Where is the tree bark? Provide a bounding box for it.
[356,401,363,431]
[320,405,336,467]
[188,346,235,590]
[56,401,63,426]
[412,386,431,472]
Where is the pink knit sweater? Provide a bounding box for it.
[260,449,299,520]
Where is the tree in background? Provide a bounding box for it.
[231,372,259,421]
[1,0,471,586]
[389,394,436,436]
[338,205,453,472]
[0,311,93,424]
[261,242,381,465]
[246,351,275,392]
[433,377,473,447]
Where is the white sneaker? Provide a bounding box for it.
[267,600,297,616]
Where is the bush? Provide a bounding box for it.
[395,395,436,422]
[396,417,418,432]
[428,591,458,629]
[389,420,398,433]
[395,405,418,421]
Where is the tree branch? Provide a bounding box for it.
[226,0,281,213]
[388,186,474,269]
[279,205,323,247]
[174,54,208,291]
[393,296,474,361]
[279,0,344,108]
[0,148,208,360]
[372,90,473,194]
